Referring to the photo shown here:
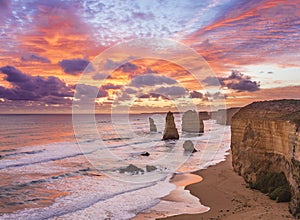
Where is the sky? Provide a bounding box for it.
[0,0,299,113]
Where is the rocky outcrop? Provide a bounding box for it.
[231,99,300,215]
[146,165,157,172]
[182,110,204,133]
[183,140,197,153]
[149,117,157,132]
[212,107,240,125]
[119,164,144,174]
[163,111,179,140]
[199,111,210,120]
[140,151,150,156]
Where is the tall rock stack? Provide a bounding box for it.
[182,110,204,133]
[230,100,300,216]
[163,111,179,140]
[149,117,157,132]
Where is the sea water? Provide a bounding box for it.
[0,114,230,219]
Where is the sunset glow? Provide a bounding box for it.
[0,0,299,113]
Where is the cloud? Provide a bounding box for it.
[153,86,187,98]
[132,12,154,20]
[75,84,107,99]
[21,53,51,63]
[0,66,73,102]
[202,76,223,86]
[0,0,10,16]
[120,62,138,73]
[224,71,260,92]
[187,0,300,70]
[124,88,137,94]
[203,71,260,92]
[104,59,119,70]
[142,67,158,74]
[189,90,203,99]
[207,91,227,100]
[138,93,169,100]
[103,59,138,74]
[130,74,177,87]
[101,83,122,90]
[92,73,111,80]
[58,58,92,75]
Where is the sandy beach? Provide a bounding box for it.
[158,152,293,220]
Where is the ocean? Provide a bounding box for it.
[0,114,230,219]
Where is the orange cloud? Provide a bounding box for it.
[184,0,300,73]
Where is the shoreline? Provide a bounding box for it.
[133,173,208,220]
[157,152,293,220]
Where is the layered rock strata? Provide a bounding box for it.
[231,99,300,215]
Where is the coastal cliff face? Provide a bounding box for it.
[231,100,300,215]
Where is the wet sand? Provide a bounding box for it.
[158,153,293,220]
[133,173,208,220]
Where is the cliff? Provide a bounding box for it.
[231,99,300,215]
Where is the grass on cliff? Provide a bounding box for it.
[250,172,291,202]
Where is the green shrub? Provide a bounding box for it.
[251,172,291,202]
[269,185,291,202]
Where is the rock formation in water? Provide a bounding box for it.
[163,111,179,140]
[230,99,300,215]
[183,140,197,153]
[211,107,240,125]
[199,111,210,120]
[149,117,157,132]
[182,110,204,133]
[119,164,144,174]
[146,165,157,172]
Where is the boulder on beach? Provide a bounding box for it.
[119,164,144,175]
[140,151,150,156]
[163,111,179,140]
[182,110,204,133]
[149,117,157,132]
[183,140,197,153]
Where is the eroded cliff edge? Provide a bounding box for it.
[231,99,300,215]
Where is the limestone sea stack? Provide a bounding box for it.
[182,110,204,133]
[211,107,240,125]
[163,111,179,140]
[149,117,157,132]
[199,111,210,120]
[231,99,300,216]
